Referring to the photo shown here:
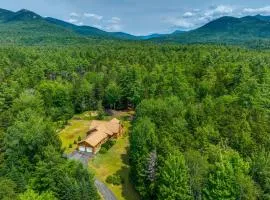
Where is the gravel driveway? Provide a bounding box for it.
[66,151,92,166]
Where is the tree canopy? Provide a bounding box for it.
[0,43,269,199]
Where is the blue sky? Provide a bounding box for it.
[1,0,270,35]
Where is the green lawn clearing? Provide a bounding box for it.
[59,110,139,199]
[59,111,96,153]
[89,121,140,200]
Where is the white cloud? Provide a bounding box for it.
[112,17,121,21]
[70,12,79,17]
[193,9,201,12]
[204,5,233,18]
[108,17,121,23]
[66,18,83,26]
[105,17,122,31]
[84,13,103,20]
[165,5,238,30]
[93,24,103,29]
[183,12,193,18]
[242,6,270,15]
[164,5,236,31]
[165,17,195,29]
[106,23,122,32]
[67,18,78,24]
[66,13,123,31]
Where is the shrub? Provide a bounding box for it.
[98,139,116,154]
[102,139,116,151]
[99,147,108,154]
[74,140,77,144]
[78,136,82,142]
[106,174,123,185]
[69,144,72,148]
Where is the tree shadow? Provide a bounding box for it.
[113,147,141,200]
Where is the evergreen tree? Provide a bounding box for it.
[157,151,192,200]
[19,189,56,200]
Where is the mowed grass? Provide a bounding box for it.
[89,122,140,200]
[59,110,139,199]
[59,111,94,153]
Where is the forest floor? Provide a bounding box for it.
[59,110,140,200]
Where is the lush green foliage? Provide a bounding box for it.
[125,45,270,199]
[0,43,270,199]
[100,139,116,154]
[106,174,123,185]
[18,189,56,200]
[0,47,103,199]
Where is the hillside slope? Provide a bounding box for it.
[0,8,143,45]
[2,8,270,47]
[151,15,270,46]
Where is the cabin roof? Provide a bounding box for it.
[79,118,121,147]
[84,130,108,147]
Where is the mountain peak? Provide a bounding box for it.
[6,9,42,22]
[198,16,240,32]
[16,9,41,17]
[18,9,30,12]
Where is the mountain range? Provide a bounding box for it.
[1,8,270,46]
[153,15,270,45]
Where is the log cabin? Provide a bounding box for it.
[77,118,123,154]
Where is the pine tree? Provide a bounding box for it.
[157,151,192,200]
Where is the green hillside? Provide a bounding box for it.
[151,15,270,47]
[0,8,138,45]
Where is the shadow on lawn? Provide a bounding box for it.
[113,146,140,200]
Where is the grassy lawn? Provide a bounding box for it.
[89,121,140,200]
[59,110,139,199]
[59,111,95,153]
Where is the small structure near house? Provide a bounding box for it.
[78,118,123,154]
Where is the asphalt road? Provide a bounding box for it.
[95,179,117,200]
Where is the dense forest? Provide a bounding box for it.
[0,43,269,199]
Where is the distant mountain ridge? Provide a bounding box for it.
[0,8,14,20]
[1,8,270,46]
[6,9,42,22]
[0,8,169,43]
[0,8,167,45]
[151,15,270,46]
[254,14,270,22]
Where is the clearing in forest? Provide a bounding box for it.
[59,111,95,153]
[59,110,139,200]
[89,120,140,200]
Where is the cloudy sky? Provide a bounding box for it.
[1,0,270,35]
